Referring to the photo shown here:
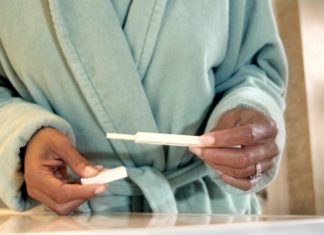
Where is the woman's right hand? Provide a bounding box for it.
[24,127,106,215]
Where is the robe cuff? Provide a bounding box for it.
[0,99,75,211]
[204,87,286,195]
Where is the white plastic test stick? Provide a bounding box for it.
[81,166,127,185]
[106,132,202,147]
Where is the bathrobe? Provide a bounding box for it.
[0,0,287,214]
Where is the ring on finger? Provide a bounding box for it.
[249,163,262,181]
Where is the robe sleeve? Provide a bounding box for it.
[0,62,75,211]
[205,0,288,194]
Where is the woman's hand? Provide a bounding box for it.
[190,108,279,191]
[24,127,106,215]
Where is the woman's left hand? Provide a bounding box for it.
[190,107,279,191]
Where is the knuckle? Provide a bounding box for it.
[73,158,88,171]
[235,170,244,178]
[53,206,72,216]
[268,118,279,136]
[261,116,279,138]
[235,155,249,169]
[55,188,68,203]
[217,110,235,126]
[233,168,246,178]
[241,183,253,191]
[235,150,254,169]
[244,151,253,165]
[273,143,280,155]
[244,124,256,145]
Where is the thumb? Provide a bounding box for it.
[57,145,99,178]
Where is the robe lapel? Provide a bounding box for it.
[123,0,167,80]
[48,0,166,169]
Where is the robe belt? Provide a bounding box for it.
[106,161,208,213]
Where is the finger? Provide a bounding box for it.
[41,159,68,181]
[47,181,106,204]
[27,187,86,215]
[42,159,65,167]
[33,174,106,203]
[220,174,255,191]
[190,141,279,169]
[210,158,275,179]
[55,145,98,178]
[95,165,104,171]
[200,119,278,147]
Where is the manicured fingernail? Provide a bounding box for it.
[95,165,104,171]
[189,147,202,156]
[200,135,214,146]
[84,166,98,176]
[95,185,106,195]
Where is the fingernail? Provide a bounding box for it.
[95,185,106,195]
[95,165,104,171]
[84,166,98,176]
[200,135,214,146]
[189,147,202,156]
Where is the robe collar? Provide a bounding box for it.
[48,0,167,169]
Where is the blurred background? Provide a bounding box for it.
[263,0,324,215]
[0,0,323,215]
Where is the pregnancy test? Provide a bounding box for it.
[106,132,202,147]
[81,166,127,185]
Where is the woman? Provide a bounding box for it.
[0,0,287,215]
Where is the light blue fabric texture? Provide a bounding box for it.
[0,0,287,214]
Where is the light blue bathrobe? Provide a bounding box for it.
[0,0,287,214]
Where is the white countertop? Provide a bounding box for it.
[0,207,323,234]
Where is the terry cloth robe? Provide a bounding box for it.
[0,0,287,214]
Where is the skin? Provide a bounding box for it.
[24,128,106,215]
[24,107,279,214]
[190,107,279,191]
